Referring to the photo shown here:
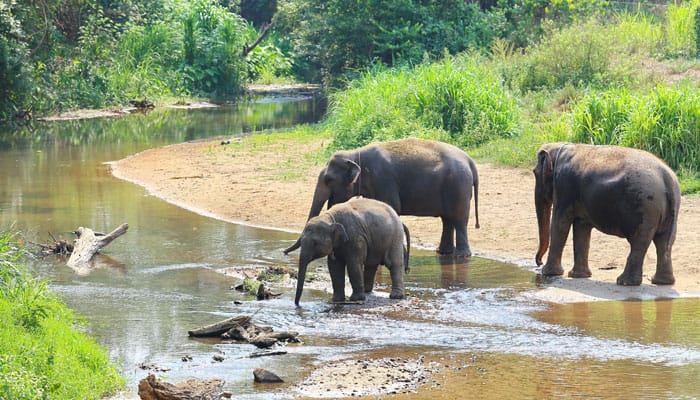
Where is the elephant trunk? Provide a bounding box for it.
[294,255,311,306]
[535,196,552,266]
[284,171,330,255]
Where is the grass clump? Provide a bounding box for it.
[0,229,124,399]
[326,53,519,150]
[571,84,700,173]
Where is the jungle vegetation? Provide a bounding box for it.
[3,1,699,192]
[0,229,125,399]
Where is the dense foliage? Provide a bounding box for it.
[276,0,501,83]
[315,2,700,192]
[0,0,654,119]
[0,230,124,399]
[0,0,291,118]
[327,54,518,150]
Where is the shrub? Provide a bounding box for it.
[0,229,124,399]
[506,19,622,93]
[665,0,700,58]
[571,85,700,172]
[327,53,519,150]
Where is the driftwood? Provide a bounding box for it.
[67,223,128,266]
[188,315,299,349]
[187,316,251,337]
[256,284,282,300]
[29,231,74,256]
[138,374,224,400]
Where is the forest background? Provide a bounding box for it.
[2,0,700,189]
[2,1,700,398]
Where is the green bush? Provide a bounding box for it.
[665,0,699,58]
[326,53,519,150]
[276,0,502,84]
[0,230,124,399]
[506,19,625,93]
[0,2,33,118]
[571,85,700,172]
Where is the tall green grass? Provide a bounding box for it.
[571,84,700,172]
[326,53,519,150]
[665,0,700,57]
[0,230,124,399]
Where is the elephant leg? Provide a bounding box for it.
[387,247,406,299]
[346,254,366,302]
[569,219,592,278]
[541,209,570,276]
[454,218,471,258]
[616,235,653,286]
[651,230,675,285]
[327,256,347,303]
[437,217,455,255]
[364,264,378,293]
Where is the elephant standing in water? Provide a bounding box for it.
[284,138,479,257]
[294,197,410,306]
[534,143,681,286]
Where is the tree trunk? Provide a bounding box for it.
[67,223,128,266]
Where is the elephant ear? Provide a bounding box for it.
[537,149,554,181]
[343,159,361,188]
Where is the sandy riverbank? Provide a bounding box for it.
[109,136,700,303]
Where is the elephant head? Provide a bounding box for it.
[294,214,348,305]
[284,153,360,254]
[533,143,560,266]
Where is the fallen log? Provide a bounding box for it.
[189,315,300,348]
[67,223,128,266]
[188,316,251,338]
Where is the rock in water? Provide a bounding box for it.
[138,374,224,400]
[253,368,284,383]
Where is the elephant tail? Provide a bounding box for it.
[664,171,682,252]
[470,157,480,229]
[402,223,411,273]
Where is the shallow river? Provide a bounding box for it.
[0,97,698,399]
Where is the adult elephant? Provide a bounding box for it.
[534,143,681,286]
[284,138,479,257]
[294,197,410,306]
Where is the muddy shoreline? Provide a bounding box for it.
[110,136,700,304]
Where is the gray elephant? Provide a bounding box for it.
[284,138,479,257]
[294,197,410,306]
[534,143,681,286]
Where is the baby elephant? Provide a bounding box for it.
[292,197,410,306]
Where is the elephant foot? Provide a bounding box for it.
[390,290,405,299]
[436,247,454,255]
[616,274,642,286]
[332,294,346,303]
[541,263,564,276]
[651,272,675,285]
[349,292,366,302]
[454,248,472,258]
[568,268,592,278]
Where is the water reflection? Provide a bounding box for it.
[534,298,699,347]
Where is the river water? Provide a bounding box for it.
[0,97,698,399]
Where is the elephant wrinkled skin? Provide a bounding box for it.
[294,197,410,306]
[284,138,479,257]
[534,143,681,286]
